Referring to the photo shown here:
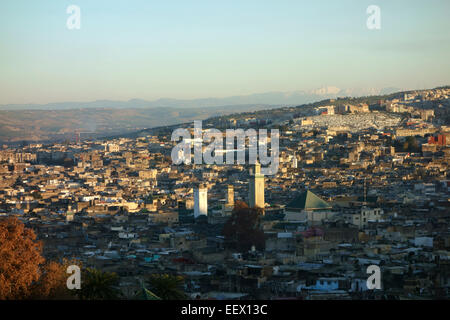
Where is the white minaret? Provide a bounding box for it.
[194,184,208,218]
[292,155,298,169]
[249,162,264,209]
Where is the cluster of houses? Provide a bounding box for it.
[0,87,449,299]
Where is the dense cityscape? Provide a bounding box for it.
[1,87,449,300]
[1,2,450,309]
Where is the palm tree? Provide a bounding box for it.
[77,268,122,300]
[134,280,161,300]
[146,274,187,300]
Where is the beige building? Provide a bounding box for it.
[343,207,383,228]
[105,143,120,153]
[139,169,158,179]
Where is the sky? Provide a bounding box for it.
[0,0,449,105]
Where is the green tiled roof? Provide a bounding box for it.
[287,190,331,210]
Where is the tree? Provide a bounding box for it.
[146,274,187,300]
[31,258,80,299]
[402,136,420,153]
[0,217,80,300]
[77,268,122,300]
[415,167,427,180]
[393,136,420,153]
[31,191,42,200]
[222,201,266,252]
[0,217,44,299]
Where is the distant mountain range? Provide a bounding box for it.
[0,87,403,111]
[3,85,433,144]
[0,104,280,144]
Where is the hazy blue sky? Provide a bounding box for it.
[1,0,449,104]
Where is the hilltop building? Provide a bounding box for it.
[105,143,120,153]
